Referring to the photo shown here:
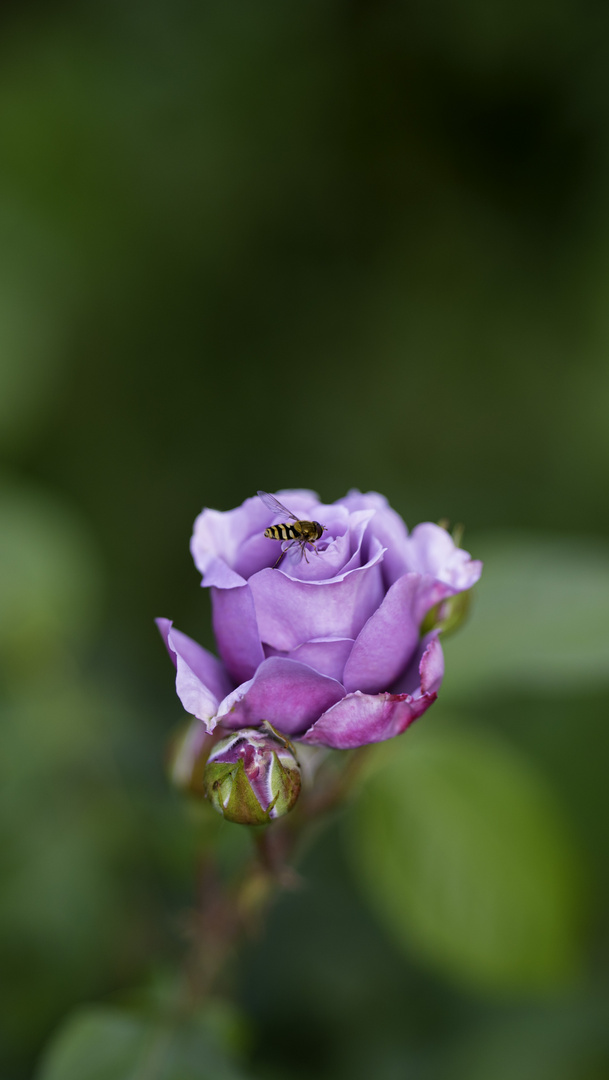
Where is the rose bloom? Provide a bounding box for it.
[157,490,482,750]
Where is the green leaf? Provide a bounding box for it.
[0,480,102,661]
[347,719,584,992]
[35,1004,248,1080]
[445,992,609,1080]
[444,532,609,697]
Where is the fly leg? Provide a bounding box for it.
[273,540,296,569]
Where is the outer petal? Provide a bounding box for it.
[412,573,459,624]
[195,555,246,590]
[211,584,265,684]
[403,523,483,592]
[215,656,346,737]
[300,690,436,749]
[336,490,391,514]
[249,550,385,651]
[390,632,445,695]
[190,496,271,582]
[419,634,444,694]
[155,618,233,730]
[301,636,444,748]
[342,572,422,694]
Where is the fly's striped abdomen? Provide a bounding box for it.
[264,522,302,541]
[257,492,327,569]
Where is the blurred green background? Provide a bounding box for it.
[1,2,609,1077]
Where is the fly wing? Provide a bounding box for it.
[257,490,298,522]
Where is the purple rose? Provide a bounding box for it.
[157,490,482,750]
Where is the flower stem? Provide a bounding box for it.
[181,746,371,1004]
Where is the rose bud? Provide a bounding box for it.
[203,726,301,825]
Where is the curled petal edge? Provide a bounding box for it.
[298,688,438,749]
[156,618,232,731]
[300,637,444,749]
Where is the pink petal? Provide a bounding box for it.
[263,637,354,683]
[155,619,233,730]
[419,634,444,694]
[300,688,437,749]
[215,656,346,737]
[195,555,246,589]
[249,555,385,652]
[403,523,483,591]
[301,634,444,748]
[391,633,444,695]
[343,572,422,694]
[211,583,265,684]
[190,498,268,581]
[337,490,411,586]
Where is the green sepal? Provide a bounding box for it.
[269,750,301,817]
[204,759,271,826]
[421,588,472,638]
[226,759,272,825]
[260,719,297,755]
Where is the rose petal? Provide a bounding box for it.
[300,688,437,749]
[233,532,276,579]
[302,634,444,748]
[403,523,483,591]
[336,490,391,514]
[155,619,233,729]
[390,632,445,695]
[156,616,178,668]
[211,584,265,684]
[412,573,461,624]
[336,510,379,576]
[420,633,444,693]
[249,551,385,652]
[263,637,354,682]
[215,656,346,736]
[342,573,423,694]
[267,489,324,515]
[190,497,271,581]
[337,490,410,586]
[196,555,246,589]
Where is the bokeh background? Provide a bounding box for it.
[2,2,609,1077]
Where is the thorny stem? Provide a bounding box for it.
[181,745,372,1004]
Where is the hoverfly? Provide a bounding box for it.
[257,490,327,569]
